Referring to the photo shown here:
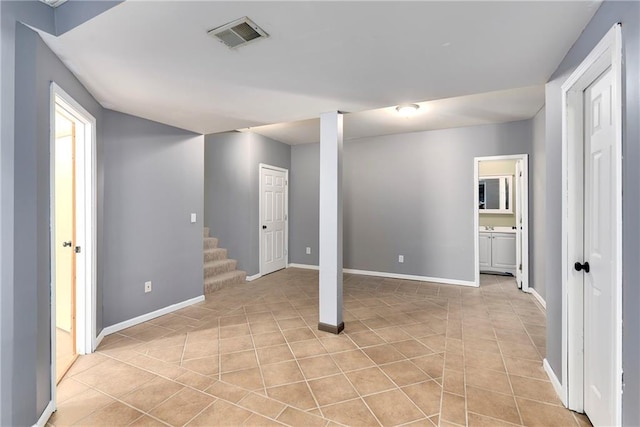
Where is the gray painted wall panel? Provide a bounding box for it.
[3,12,105,422]
[545,2,639,424]
[531,107,546,300]
[1,3,54,425]
[102,110,204,327]
[204,132,290,276]
[12,23,106,426]
[14,23,39,425]
[290,144,321,266]
[204,132,252,274]
[289,120,533,283]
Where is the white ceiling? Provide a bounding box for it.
[40,1,600,141]
[246,85,545,145]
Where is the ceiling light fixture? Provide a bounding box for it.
[396,104,419,117]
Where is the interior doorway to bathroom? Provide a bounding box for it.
[474,154,529,291]
[53,106,78,382]
[49,82,97,401]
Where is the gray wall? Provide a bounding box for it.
[531,107,546,300]
[544,2,639,424]
[204,132,291,276]
[289,120,533,282]
[290,143,321,266]
[1,4,54,425]
[2,6,107,423]
[102,110,204,327]
[1,3,204,422]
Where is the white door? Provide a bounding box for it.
[260,166,287,275]
[478,233,492,268]
[54,107,77,382]
[515,160,523,288]
[491,233,517,270]
[583,67,616,427]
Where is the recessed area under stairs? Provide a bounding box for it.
[203,227,246,294]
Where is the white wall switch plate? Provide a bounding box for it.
[190,213,197,223]
[306,247,311,254]
[145,281,152,293]
[398,255,404,263]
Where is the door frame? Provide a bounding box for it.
[258,163,289,277]
[560,23,622,420]
[473,154,529,290]
[49,83,97,404]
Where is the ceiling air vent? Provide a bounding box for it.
[207,17,269,49]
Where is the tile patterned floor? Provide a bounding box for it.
[49,269,591,426]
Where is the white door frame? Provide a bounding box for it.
[560,23,622,421]
[49,83,97,407]
[473,154,529,290]
[258,163,289,278]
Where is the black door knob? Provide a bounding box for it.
[62,241,72,247]
[262,225,267,229]
[574,262,590,273]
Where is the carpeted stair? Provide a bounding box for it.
[203,227,246,294]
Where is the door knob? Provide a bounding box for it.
[262,225,267,229]
[62,241,72,248]
[574,261,590,273]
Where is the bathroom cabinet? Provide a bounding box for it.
[479,231,516,275]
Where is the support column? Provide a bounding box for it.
[318,111,344,334]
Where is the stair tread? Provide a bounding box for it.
[204,259,236,267]
[205,270,246,282]
[202,234,243,294]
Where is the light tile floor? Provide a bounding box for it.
[49,269,591,426]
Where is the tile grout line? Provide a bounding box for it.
[317,332,385,427]
[66,369,186,427]
[339,326,431,425]
[495,282,526,426]
[245,311,270,397]
[273,313,327,420]
[456,296,470,427]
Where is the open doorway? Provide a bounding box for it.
[474,154,529,291]
[53,107,77,382]
[49,83,97,403]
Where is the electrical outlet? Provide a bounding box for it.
[190,213,197,223]
[306,247,311,255]
[398,255,404,263]
[145,281,152,293]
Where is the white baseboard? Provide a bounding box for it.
[95,329,106,350]
[101,295,205,337]
[33,400,55,427]
[288,263,319,271]
[287,264,475,287]
[343,268,477,287]
[527,288,546,309]
[246,273,261,281]
[543,358,567,406]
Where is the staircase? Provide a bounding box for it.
[203,227,247,294]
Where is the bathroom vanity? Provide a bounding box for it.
[479,227,517,276]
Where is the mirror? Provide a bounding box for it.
[479,175,512,213]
